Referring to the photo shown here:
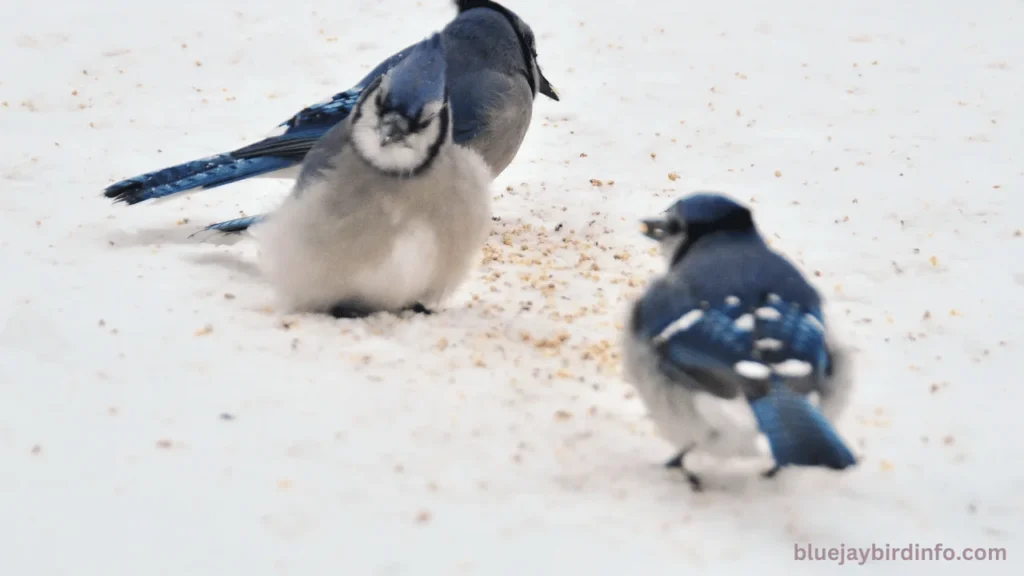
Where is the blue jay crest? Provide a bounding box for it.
[642,193,753,239]
[455,0,505,14]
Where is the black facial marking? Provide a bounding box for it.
[411,113,436,133]
[350,76,384,126]
[408,98,449,177]
[354,84,451,178]
[454,0,538,95]
[660,218,683,237]
[670,207,755,267]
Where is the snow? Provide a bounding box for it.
[1,0,1022,574]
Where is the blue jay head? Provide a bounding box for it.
[454,0,559,101]
[350,33,450,176]
[640,193,755,263]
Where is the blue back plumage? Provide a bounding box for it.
[382,33,448,119]
[674,231,822,309]
[633,193,856,471]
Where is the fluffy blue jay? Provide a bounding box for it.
[102,0,557,231]
[622,193,857,491]
[254,32,492,319]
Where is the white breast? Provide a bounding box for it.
[351,220,439,309]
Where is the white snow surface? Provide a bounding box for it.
[2,0,1022,574]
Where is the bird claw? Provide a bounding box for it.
[664,448,702,492]
[761,464,782,479]
[328,301,375,319]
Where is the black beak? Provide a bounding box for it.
[379,114,409,146]
[538,67,559,101]
[639,216,678,240]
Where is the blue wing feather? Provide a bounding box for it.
[632,279,754,397]
[658,307,752,371]
[751,298,825,364]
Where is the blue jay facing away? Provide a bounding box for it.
[622,193,857,491]
[254,32,491,319]
[102,0,558,233]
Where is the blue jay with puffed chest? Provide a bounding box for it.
[102,0,558,232]
[255,32,492,319]
[622,193,857,491]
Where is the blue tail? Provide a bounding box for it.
[103,86,368,206]
[749,378,857,470]
[103,155,295,205]
[202,214,268,234]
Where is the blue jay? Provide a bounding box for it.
[253,32,492,319]
[622,193,857,491]
[102,0,557,229]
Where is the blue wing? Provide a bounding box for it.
[240,43,418,157]
[229,88,365,161]
[632,278,756,398]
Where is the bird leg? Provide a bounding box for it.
[664,446,702,492]
[664,451,686,468]
[761,464,783,479]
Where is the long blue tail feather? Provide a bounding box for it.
[749,378,856,470]
[103,87,365,206]
[103,155,295,205]
[202,214,268,234]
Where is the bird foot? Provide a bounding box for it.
[664,448,702,492]
[406,302,435,315]
[761,464,782,479]
[328,300,375,319]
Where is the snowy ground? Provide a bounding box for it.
[2,0,1022,574]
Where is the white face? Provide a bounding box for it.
[350,80,446,174]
